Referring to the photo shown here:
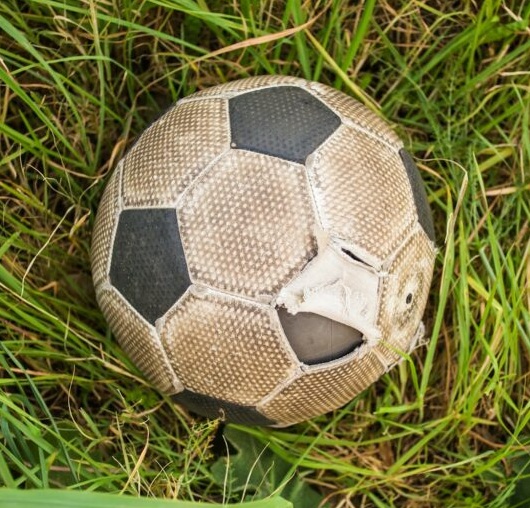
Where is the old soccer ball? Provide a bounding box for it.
[91,75,436,427]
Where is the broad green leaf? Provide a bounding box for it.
[211,427,326,508]
[511,454,530,508]
[0,489,292,508]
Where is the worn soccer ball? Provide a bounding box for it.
[92,75,435,427]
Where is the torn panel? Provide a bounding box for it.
[276,235,381,342]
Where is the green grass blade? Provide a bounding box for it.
[1,0,529,504]
[334,0,376,88]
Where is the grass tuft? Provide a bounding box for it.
[1,0,529,506]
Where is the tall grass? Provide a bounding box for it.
[1,0,529,506]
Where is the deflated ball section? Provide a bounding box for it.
[229,86,341,163]
[110,208,190,325]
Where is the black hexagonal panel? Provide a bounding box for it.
[399,149,435,242]
[173,390,276,426]
[110,208,190,325]
[229,86,341,164]
[277,307,364,365]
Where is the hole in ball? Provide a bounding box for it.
[277,307,364,365]
[406,293,413,304]
[341,247,364,263]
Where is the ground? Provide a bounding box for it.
[0,1,529,507]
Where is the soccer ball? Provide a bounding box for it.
[91,75,435,427]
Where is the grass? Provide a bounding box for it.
[0,0,529,506]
